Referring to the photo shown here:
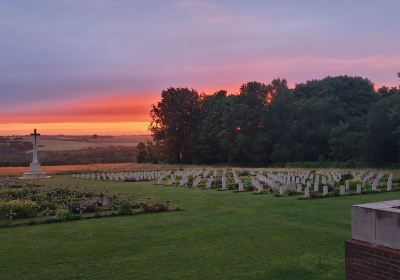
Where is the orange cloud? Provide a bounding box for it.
[0,121,150,136]
[0,87,248,135]
[0,93,160,124]
[0,92,162,135]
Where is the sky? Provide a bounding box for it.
[0,0,399,135]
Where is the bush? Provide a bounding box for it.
[83,202,97,213]
[0,200,38,218]
[0,188,25,199]
[56,208,72,221]
[348,179,362,188]
[38,201,57,211]
[339,173,353,185]
[32,193,47,202]
[243,180,253,191]
[68,203,87,214]
[119,202,133,215]
[140,203,169,213]
[287,190,297,196]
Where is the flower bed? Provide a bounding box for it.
[0,178,179,227]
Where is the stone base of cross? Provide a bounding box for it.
[20,170,51,180]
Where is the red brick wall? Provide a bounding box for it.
[346,239,400,280]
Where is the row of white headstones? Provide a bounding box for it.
[72,169,394,198]
[72,171,163,182]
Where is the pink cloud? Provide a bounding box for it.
[0,93,160,123]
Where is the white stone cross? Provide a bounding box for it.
[31,129,40,164]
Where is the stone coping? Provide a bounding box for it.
[352,200,400,250]
[353,200,400,213]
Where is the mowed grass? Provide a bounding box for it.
[0,177,399,280]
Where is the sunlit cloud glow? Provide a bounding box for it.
[1,0,399,135]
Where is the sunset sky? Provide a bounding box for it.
[1,0,399,135]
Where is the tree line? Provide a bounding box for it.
[139,75,400,167]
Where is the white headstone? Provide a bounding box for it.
[206,176,214,189]
[221,176,227,190]
[323,185,328,196]
[238,180,244,192]
[356,184,362,194]
[372,180,379,192]
[304,186,310,198]
[192,176,201,188]
[387,173,393,191]
[339,185,346,196]
[314,176,319,192]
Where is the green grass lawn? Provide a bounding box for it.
[0,176,399,280]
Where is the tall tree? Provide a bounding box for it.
[270,76,376,162]
[194,90,230,163]
[150,88,201,163]
[366,94,400,165]
[231,81,269,164]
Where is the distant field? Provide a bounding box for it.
[20,135,150,151]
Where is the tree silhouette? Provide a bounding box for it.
[150,87,201,163]
[147,76,399,166]
[398,72,400,87]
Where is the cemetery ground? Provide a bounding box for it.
[0,163,176,176]
[0,175,399,279]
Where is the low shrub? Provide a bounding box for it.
[68,203,80,214]
[56,208,72,221]
[38,201,57,211]
[0,188,25,199]
[140,203,169,213]
[0,200,38,218]
[348,179,362,188]
[243,180,253,191]
[83,202,97,213]
[287,190,297,196]
[339,174,353,185]
[68,202,89,214]
[119,202,133,215]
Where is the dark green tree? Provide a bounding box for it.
[136,142,147,163]
[194,90,231,163]
[146,76,398,166]
[150,87,201,163]
[230,81,269,164]
[366,94,400,165]
[269,76,376,162]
